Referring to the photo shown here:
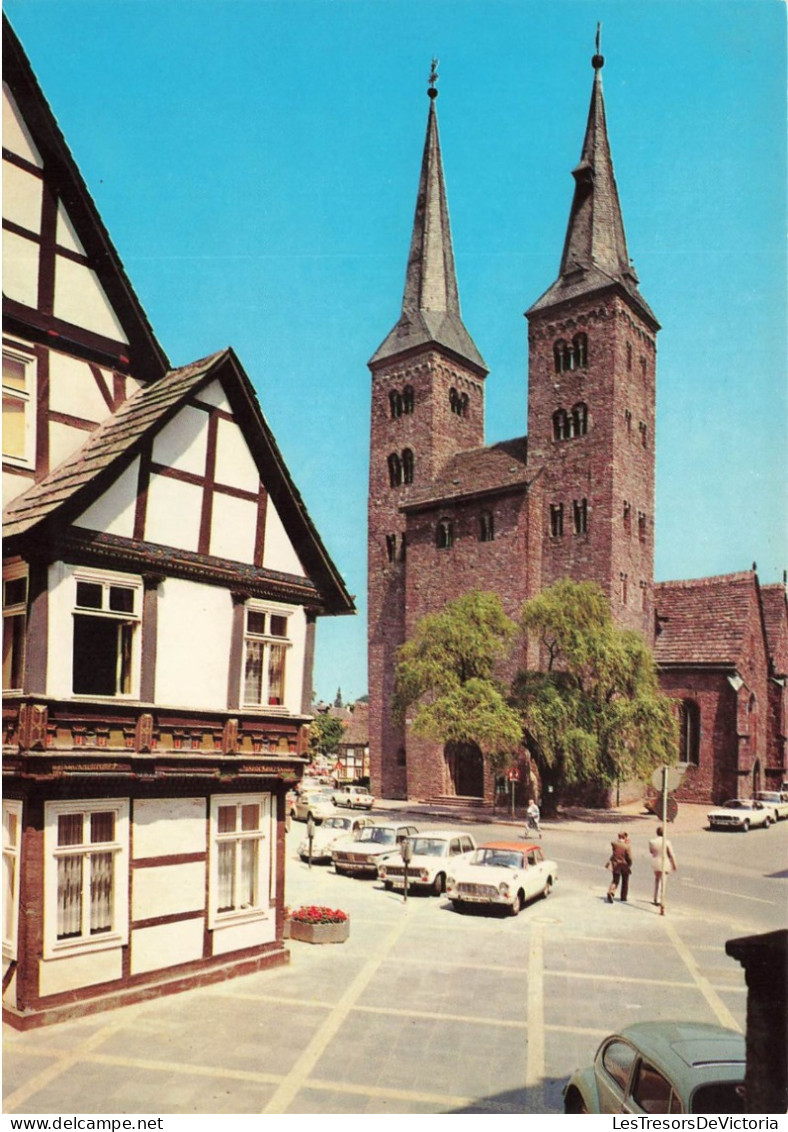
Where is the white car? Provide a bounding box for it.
[332,785,375,809]
[289,790,336,823]
[446,841,557,915]
[298,813,372,862]
[755,791,788,822]
[377,830,477,894]
[332,821,418,876]
[707,799,772,832]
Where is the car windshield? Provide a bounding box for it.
[690,1082,745,1114]
[322,817,349,830]
[722,800,748,809]
[757,792,779,802]
[472,848,524,869]
[357,827,396,845]
[409,838,448,857]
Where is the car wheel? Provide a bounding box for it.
[564,1088,589,1115]
[335,865,346,876]
[509,890,523,916]
[742,820,750,832]
[383,880,393,891]
[542,876,553,899]
[452,899,465,913]
[432,872,446,896]
[763,816,771,828]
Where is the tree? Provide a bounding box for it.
[393,591,523,774]
[308,713,345,759]
[512,580,678,814]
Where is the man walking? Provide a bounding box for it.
[648,825,678,905]
[606,831,632,903]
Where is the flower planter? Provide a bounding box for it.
[289,918,350,945]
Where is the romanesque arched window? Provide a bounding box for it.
[387,452,402,487]
[479,511,494,542]
[402,448,414,484]
[678,700,700,765]
[385,534,397,563]
[402,385,414,414]
[449,387,459,414]
[389,390,402,419]
[573,333,588,368]
[573,497,588,535]
[571,402,588,436]
[553,339,569,373]
[460,392,469,418]
[550,503,564,537]
[436,518,454,549]
[553,409,570,441]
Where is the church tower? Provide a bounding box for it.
[367,64,487,798]
[526,38,659,641]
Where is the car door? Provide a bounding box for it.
[624,1059,681,1114]
[524,847,546,899]
[596,1039,638,1112]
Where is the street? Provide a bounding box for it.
[3,805,786,1115]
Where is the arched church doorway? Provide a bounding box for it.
[445,742,484,798]
[751,758,762,796]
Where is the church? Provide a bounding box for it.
[367,51,787,807]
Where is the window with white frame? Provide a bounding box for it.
[2,347,36,466]
[3,799,22,960]
[3,565,28,692]
[72,571,141,697]
[242,605,291,708]
[209,794,271,927]
[43,799,129,958]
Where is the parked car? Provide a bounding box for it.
[755,791,788,822]
[332,784,375,809]
[377,830,477,894]
[332,821,418,876]
[446,841,557,915]
[563,1021,746,1114]
[289,790,336,823]
[707,798,772,831]
[298,814,372,862]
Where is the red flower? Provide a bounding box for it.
[290,905,348,925]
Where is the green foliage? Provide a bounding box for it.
[308,713,345,758]
[393,591,522,767]
[514,580,678,808]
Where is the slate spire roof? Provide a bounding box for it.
[369,67,486,373]
[528,40,658,329]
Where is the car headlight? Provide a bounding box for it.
[447,876,456,889]
[498,882,510,898]
[419,869,430,882]
[379,865,387,878]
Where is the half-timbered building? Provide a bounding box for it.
[2,17,354,1027]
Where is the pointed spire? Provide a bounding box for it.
[528,30,658,327]
[370,62,486,371]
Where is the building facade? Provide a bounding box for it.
[367,51,786,805]
[2,18,354,1027]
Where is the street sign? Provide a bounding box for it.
[651,765,687,793]
[665,794,679,823]
[507,767,520,782]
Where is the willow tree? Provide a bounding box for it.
[513,579,678,813]
[393,591,523,776]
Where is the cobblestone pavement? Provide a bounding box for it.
[4,803,782,1116]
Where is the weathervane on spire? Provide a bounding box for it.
[593,22,605,70]
[428,57,439,99]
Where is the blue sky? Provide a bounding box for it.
[6,0,786,704]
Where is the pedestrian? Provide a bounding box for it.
[648,825,678,905]
[525,798,541,838]
[606,831,632,903]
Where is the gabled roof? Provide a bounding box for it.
[340,702,369,747]
[2,15,169,380]
[3,349,355,615]
[369,78,486,374]
[527,47,658,330]
[400,437,528,513]
[761,583,788,676]
[654,572,764,668]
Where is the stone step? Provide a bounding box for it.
[424,794,488,809]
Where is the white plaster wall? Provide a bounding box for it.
[38,947,122,997]
[2,469,32,508]
[132,862,206,922]
[262,500,307,577]
[193,379,231,412]
[283,606,306,714]
[214,417,259,494]
[144,474,202,551]
[151,405,208,478]
[74,456,139,538]
[130,918,204,976]
[212,915,275,956]
[133,797,206,858]
[2,85,42,166]
[209,494,258,564]
[49,422,94,473]
[56,203,85,254]
[3,228,39,308]
[49,352,112,422]
[53,257,129,343]
[3,161,42,233]
[155,578,231,710]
